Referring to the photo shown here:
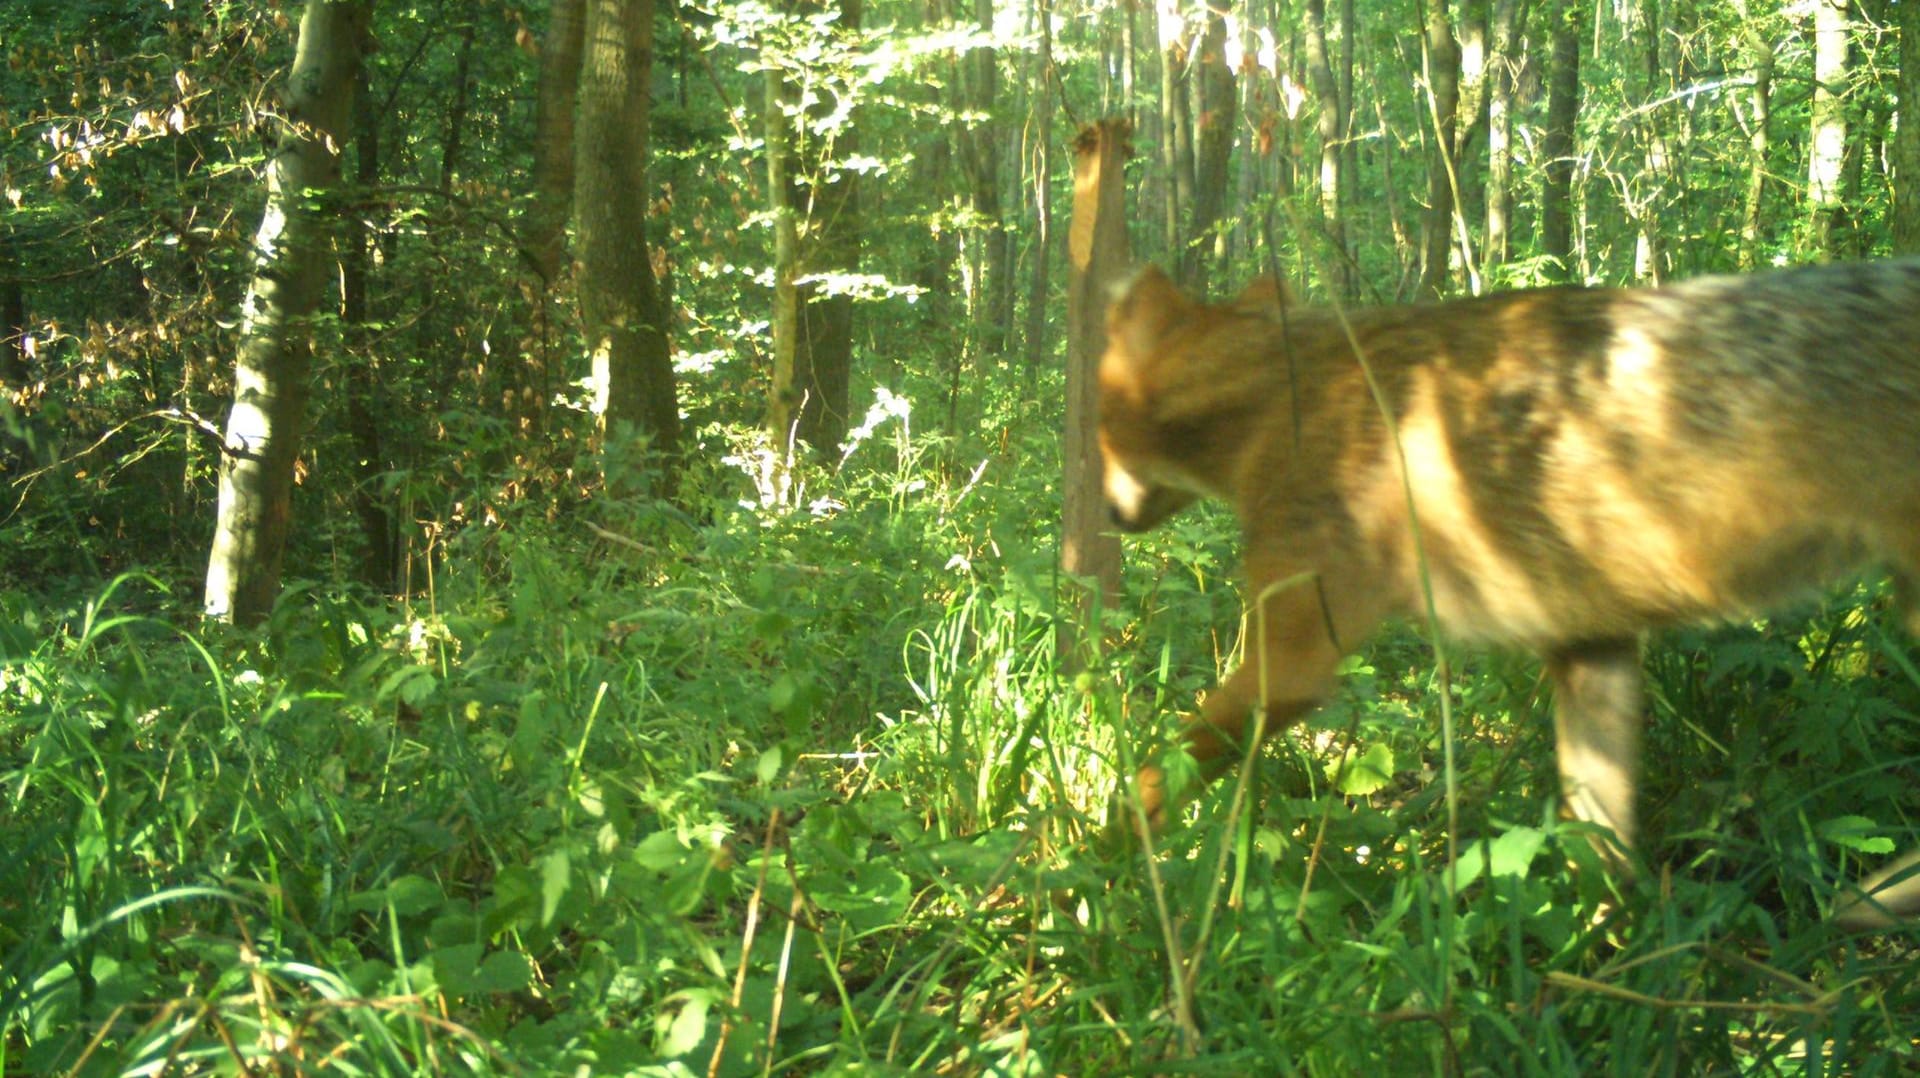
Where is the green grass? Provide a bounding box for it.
[4,411,1919,1075]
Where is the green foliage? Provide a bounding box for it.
[8,408,1920,1072]
[5,0,1920,1073]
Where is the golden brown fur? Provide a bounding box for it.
[1099,260,1920,929]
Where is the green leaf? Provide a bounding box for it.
[539,849,571,928]
[1819,815,1897,855]
[475,949,534,993]
[379,664,438,707]
[633,830,689,871]
[391,875,445,916]
[1487,825,1545,878]
[769,671,799,714]
[1328,742,1395,796]
[431,942,484,997]
[657,988,717,1057]
[757,744,785,784]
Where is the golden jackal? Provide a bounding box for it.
[1098,260,1920,929]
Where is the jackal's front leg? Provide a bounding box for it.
[1128,564,1380,833]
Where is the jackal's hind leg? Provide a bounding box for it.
[1833,847,1920,931]
[1545,638,1646,871]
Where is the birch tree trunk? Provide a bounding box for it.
[205,0,367,625]
[1807,0,1850,260]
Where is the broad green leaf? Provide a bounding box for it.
[1820,815,1897,854]
[475,949,534,993]
[539,849,571,927]
[1329,742,1395,796]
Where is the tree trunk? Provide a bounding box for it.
[1304,0,1352,297]
[519,0,586,438]
[1632,0,1665,283]
[1539,0,1581,283]
[1184,0,1235,297]
[1807,0,1849,260]
[205,0,367,625]
[1338,0,1358,241]
[1063,120,1130,641]
[1483,0,1520,271]
[954,0,1011,355]
[440,18,478,191]
[1418,0,1461,298]
[527,0,585,288]
[765,12,803,481]
[792,0,863,457]
[577,0,679,487]
[0,235,30,474]
[1840,89,1877,261]
[1156,0,1192,263]
[1023,0,1056,370]
[1896,0,1920,254]
[1734,3,1773,270]
[344,67,396,594]
[1451,0,1489,236]
[0,236,24,397]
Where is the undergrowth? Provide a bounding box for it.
[4,391,1919,1075]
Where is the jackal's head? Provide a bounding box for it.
[1096,266,1286,532]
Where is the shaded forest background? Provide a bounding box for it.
[4,0,1920,1073]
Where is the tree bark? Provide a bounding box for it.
[792,0,863,457]
[440,17,478,191]
[1156,0,1192,264]
[344,66,396,594]
[0,236,24,397]
[1896,0,1920,254]
[1023,0,1056,370]
[577,0,679,487]
[518,0,585,439]
[1734,3,1774,270]
[1540,0,1581,283]
[1063,120,1130,642]
[0,234,30,474]
[1483,0,1520,271]
[1184,0,1235,297]
[1304,0,1352,297]
[1632,0,1665,283]
[764,11,803,477]
[953,0,1011,354]
[205,0,368,625]
[1807,0,1849,260]
[527,0,585,289]
[1418,0,1461,298]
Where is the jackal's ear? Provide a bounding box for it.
[1231,273,1291,317]
[1106,265,1190,361]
